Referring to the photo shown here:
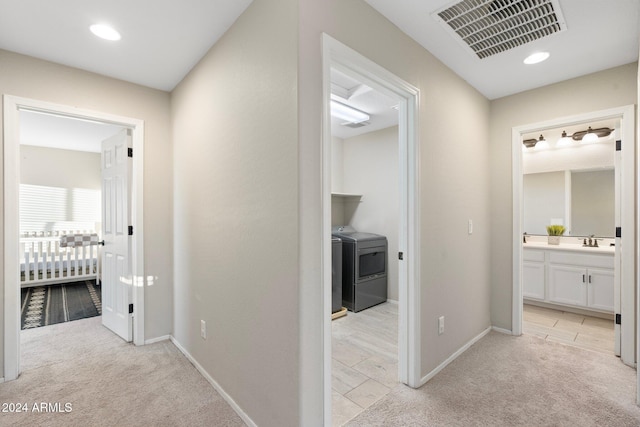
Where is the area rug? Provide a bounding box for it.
[20,280,102,329]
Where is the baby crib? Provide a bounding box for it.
[20,230,100,288]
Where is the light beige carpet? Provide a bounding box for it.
[0,317,245,427]
[346,331,640,426]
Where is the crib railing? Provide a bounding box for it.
[20,230,99,287]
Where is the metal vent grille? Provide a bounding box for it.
[435,0,566,59]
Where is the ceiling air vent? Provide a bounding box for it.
[343,121,370,129]
[433,0,567,59]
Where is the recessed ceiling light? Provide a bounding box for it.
[90,24,121,41]
[523,52,550,65]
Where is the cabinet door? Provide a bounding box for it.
[548,265,587,307]
[523,261,545,300]
[587,268,614,312]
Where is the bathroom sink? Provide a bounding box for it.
[523,241,614,253]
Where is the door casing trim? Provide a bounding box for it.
[3,95,145,381]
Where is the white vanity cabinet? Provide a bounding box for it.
[586,268,615,311]
[548,265,587,307]
[523,246,614,314]
[523,249,545,300]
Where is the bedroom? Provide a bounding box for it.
[18,110,124,335]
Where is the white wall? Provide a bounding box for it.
[21,145,101,190]
[489,63,637,330]
[342,126,399,301]
[331,135,344,192]
[20,145,101,232]
[171,1,299,425]
[0,48,173,375]
[523,140,615,174]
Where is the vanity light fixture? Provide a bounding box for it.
[90,24,121,41]
[522,127,613,152]
[330,100,370,124]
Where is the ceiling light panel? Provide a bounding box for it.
[433,0,567,59]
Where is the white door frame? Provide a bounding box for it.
[3,95,145,381]
[511,105,636,366]
[321,34,421,423]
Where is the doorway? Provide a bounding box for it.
[329,67,401,424]
[3,95,146,381]
[511,106,636,383]
[321,34,421,424]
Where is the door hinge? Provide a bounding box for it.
[615,313,621,325]
[616,227,621,238]
[128,225,133,236]
[616,140,621,151]
[128,147,133,158]
[398,252,404,260]
[129,303,134,314]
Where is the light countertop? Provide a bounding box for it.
[523,241,614,254]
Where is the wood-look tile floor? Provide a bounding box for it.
[331,302,398,426]
[523,304,615,355]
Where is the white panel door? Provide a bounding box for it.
[101,129,132,342]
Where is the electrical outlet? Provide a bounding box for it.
[200,320,206,339]
[438,316,445,335]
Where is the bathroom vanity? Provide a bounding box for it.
[523,242,614,314]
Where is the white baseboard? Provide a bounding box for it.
[386,299,399,305]
[170,336,256,427]
[145,335,171,345]
[0,377,4,383]
[419,326,492,386]
[491,326,513,335]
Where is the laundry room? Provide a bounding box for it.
[329,66,402,423]
[330,68,400,313]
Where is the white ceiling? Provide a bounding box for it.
[0,1,636,99]
[331,68,398,139]
[20,111,124,153]
[365,0,640,99]
[0,0,638,145]
[0,0,252,92]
